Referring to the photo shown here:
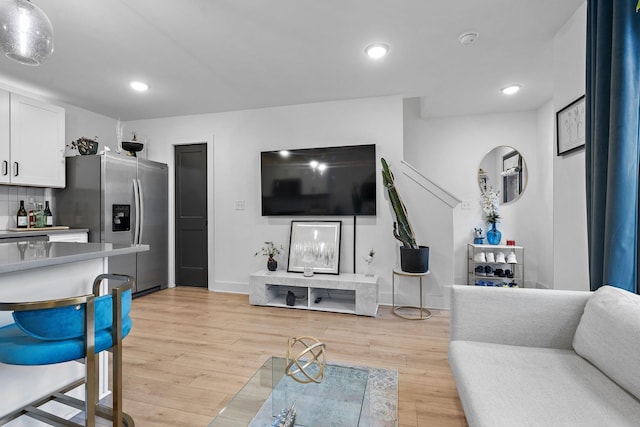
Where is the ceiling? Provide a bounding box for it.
[0,0,584,121]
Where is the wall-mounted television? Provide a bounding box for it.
[261,144,376,216]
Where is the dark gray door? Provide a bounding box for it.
[175,143,208,287]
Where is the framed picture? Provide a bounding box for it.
[556,95,586,156]
[287,220,342,275]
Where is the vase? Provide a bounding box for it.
[78,140,99,155]
[267,259,277,271]
[486,223,502,245]
[400,246,430,273]
[365,262,374,277]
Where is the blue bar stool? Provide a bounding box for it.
[0,274,135,427]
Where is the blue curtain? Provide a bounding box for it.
[585,1,640,293]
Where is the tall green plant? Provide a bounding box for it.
[381,158,418,249]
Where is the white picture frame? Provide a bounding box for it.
[287,221,342,275]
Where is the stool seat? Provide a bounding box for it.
[0,316,131,365]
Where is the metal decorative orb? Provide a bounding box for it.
[0,0,54,66]
[285,336,326,384]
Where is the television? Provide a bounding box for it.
[261,144,376,216]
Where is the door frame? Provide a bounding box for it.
[170,138,215,291]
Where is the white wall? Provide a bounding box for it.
[126,96,411,304]
[536,100,555,288]
[552,2,589,291]
[404,98,540,288]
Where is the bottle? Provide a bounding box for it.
[28,203,35,228]
[17,201,28,228]
[35,203,45,228]
[44,201,53,227]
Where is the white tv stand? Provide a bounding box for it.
[249,270,379,317]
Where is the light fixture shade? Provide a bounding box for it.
[0,0,54,66]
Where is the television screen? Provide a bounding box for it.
[261,144,376,216]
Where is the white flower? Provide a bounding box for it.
[480,188,500,224]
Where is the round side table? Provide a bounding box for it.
[392,268,432,320]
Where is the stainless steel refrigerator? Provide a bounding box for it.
[55,152,168,295]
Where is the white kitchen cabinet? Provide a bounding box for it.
[0,90,10,185]
[9,94,66,187]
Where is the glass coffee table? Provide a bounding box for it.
[209,356,370,427]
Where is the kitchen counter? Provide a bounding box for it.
[0,241,148,274]
[0,228,89,239]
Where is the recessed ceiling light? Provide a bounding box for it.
[365,43,390,59]
[501,84,521,95]
[130,81,149,92]
[458,32,479,46]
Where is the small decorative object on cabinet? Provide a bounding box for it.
[363,249,375,276]
[69,136,99,155]
[468,243,524,287]
[255,241,283,272]
[481,187,501,245]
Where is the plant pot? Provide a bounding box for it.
[78,140,99,155]
[400,245,430,273]
[267,259,278,271]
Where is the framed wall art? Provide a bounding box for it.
[556,95,586,156]
[287,220,342,275]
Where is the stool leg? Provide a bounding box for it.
[85,300,97,427]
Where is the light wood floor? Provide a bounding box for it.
[121,287,467,427]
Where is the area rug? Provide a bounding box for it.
[249,362,398,427]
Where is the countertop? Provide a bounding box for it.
[0,241,149,274]
[0,228,89,239]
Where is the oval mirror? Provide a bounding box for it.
[478,146,528,204]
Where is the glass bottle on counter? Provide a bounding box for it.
[17,200,28,228]
[28,203,35,228]
[35,203,45,228]
[44,201,53,227]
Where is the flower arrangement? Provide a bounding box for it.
[68,136,99,155]
[254,241,283,261]
[363,249,375,264]
[481,188,500,224]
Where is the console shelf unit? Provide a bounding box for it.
[467,243,525,287]
[249,270,378,317]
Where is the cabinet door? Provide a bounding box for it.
[10,94,65,187]
[0,91,9,184]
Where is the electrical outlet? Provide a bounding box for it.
[461,200,472,210]
[235,200,245,210]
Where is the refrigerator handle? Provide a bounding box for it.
[137,178,144,244]
[133,179,141,244]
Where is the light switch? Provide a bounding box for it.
[461,200,472,210]
[235,200,245,210]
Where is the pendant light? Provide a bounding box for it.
[0,0,54,66]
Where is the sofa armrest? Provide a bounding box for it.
[450,285,591,349]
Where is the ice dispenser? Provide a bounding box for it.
[112,204,130,232]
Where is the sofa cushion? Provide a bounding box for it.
[573,285,640,401]
[449,340,640,427]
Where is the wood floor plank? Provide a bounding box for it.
[121,287,467,426]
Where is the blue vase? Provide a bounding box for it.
[486,223,502,245]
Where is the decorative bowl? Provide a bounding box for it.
[122,141,144,153]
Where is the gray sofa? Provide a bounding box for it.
[448,285,640,426]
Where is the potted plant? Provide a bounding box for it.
[381,158,429,273]
[68,136,99,155]
[481,188,502,245]
[255,241,283,271]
